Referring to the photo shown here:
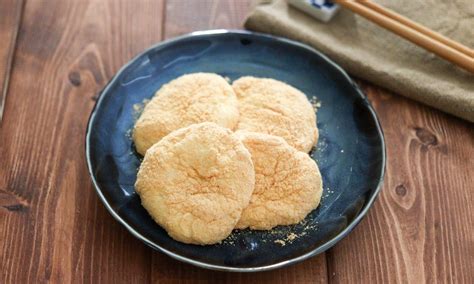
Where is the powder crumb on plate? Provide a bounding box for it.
[309,95,322,112]
[274,232,300,246]
[132,98,151,120]
[125,129,132,139]
[287,232,297,241]
[221,231,239,245]
[274,240,286,246]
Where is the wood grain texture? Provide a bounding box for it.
[0,0,164,282]
[326,82,474,284]
[0,0,24,122]
[163,0,251,39]
[1,0,473,283]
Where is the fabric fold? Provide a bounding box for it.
[245,0,474,122]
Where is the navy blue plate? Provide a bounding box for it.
[86,30,386,272]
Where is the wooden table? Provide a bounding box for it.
[1,0,472,283]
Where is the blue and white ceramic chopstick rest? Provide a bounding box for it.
[288,0,340,22]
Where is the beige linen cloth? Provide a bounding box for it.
[245,0,474,122]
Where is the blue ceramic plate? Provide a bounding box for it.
[86,30,385,272]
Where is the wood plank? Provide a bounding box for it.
[151,255,328,283]
[163,0,251,39]
[1,0,471,282]
[151,1,329,282]
[326,82,474,283]
[0,0,24,122]
[0,0,164,282]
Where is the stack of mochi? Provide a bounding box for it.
[133,73,322,245]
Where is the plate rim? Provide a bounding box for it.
[85,29,386,272]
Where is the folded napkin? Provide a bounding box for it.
[245,0,474,122]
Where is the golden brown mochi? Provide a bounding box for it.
[133,73,239,155]
[235,131,322,230]
[135,123,255,245]
[232,77,318,153]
